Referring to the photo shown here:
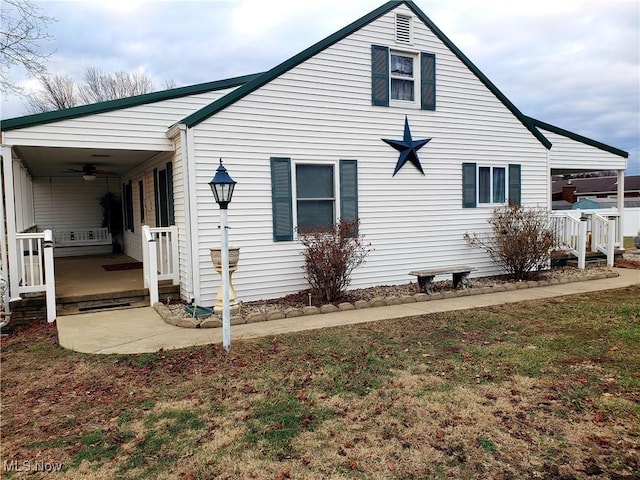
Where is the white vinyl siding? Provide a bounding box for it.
[187,3,548,305]
[2,88,241,151]
[537,127,628,172]
[32,177,117,257]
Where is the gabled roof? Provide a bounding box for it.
[528,117,629,158]
[0,73,262,131]
[180,0,553,149]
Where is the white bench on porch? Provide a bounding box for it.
[53,228,113,257]
[409,266,475,294]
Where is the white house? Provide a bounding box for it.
[0,0,628,315]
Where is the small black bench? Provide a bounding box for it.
[409,266,474,294]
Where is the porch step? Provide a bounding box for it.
[8,285,180,325]
[554,250,623,268]
[56,284,180,316]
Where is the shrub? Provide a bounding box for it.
[298,219,371,304]
[464,205,557,281]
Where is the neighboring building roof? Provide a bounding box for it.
[0,73,262,131]
[552,200,573,210]
[571,198,640,209]
[552,175,640,196]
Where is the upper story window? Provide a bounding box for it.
[390,53,415,102]
[372,45,435,110]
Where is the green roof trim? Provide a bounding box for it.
[182,0,553,151]
[527,116,629,158]
[0,73,262,131]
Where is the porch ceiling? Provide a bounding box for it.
[13,145,163,178]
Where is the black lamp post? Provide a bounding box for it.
[209,159,237,351]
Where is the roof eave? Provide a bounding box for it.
[1,73,263,132]
[527,116,629,159]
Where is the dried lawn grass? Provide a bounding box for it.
[1,286,639,479]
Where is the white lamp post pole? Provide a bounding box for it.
[209,159,237,353]
[220,207,231,351]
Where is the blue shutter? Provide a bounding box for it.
[270,157,293,241]
[462,163,477,208]
[340,160,358,237]
[166,161,174,225]
[371,45,389,106]
[421,52,436,110]
[508,164,521,206]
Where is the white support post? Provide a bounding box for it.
[607,217,616,267]
[617,170,624,248]
[2,149,20,301]
[220,208,231,352]
[170,225,179,285]
[43,230,56,323]
[578,218,587,270]
[142,225,159,306]
[148,239,159,306]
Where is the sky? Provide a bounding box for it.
[2,0,639,174]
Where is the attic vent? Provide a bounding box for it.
[395,14,412,44]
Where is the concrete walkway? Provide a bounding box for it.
[56,268,639,355]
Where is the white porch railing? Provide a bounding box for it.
[550,213,587,269]
[592,213,618,266]
[142,225,179,307]
[550,212,618,268]
[16,230,56,322]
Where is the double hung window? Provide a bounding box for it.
[372,45,435,110]
[296,164,334,231]
[270,158,358,241]
[462,163,521,208]
[390,53,415,102]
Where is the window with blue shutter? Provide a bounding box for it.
[270,157,293,241]
[372,44,436,110]
[462,163,521,208]
[270,158,359,241]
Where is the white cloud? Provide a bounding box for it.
[3,0,638,172]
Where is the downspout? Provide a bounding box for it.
[180,124,200,304]
[1,146,20,302]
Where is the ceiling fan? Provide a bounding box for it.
[61,164,119,181]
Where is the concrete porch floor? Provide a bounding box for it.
[54,254,144,297]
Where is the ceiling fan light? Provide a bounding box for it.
[83,174,96,181]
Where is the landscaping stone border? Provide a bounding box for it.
[158,269,620,329]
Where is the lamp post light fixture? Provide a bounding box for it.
[209,159,237,352]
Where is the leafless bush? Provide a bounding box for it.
[464,205,557,281]
[298,219,371,304]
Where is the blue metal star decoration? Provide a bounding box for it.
[382,116,431,176]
